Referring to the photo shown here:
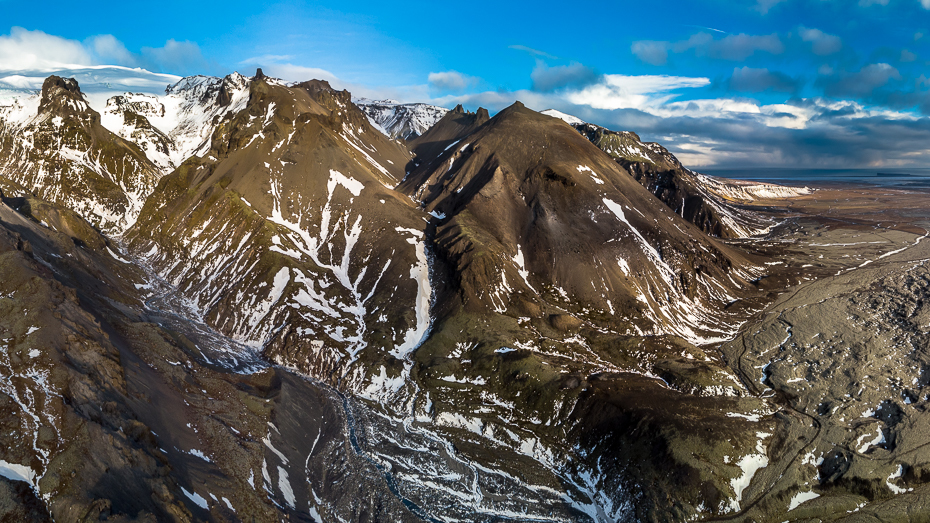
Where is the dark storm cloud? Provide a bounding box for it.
[728,67,803,94]
[632,32,785,65]
[529,61,600,92]
[597,105,930,168]
[818,63,902,98]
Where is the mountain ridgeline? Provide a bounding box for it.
[0,70,822,522]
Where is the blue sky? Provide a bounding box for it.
[3,0,930,168]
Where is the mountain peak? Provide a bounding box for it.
[39,76,87,113]
[476,107,490,123]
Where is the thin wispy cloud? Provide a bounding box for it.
[508,45,558,60]
[239,54,295,64]
[681,25,728,34]
[633,32,784,65]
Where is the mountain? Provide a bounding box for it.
[0,65,182,112]
[394,101,799,519]
[115,79,782,519]
[123,75,432,392]
[5,69,907,523]
[541,109,809,238]
[0,76,162,233]
[0,191,467,522]
[404,101,759,343]
[100,72,254,172]
[0,69,264,235]
[355,98,448,140]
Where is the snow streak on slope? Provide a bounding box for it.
[391,227,432,359]
[264,168,385,362]
[601,198,747,345]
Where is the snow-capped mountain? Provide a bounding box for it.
[0,68,856,523]
[355,98,448,140]
[0,76,162,232]
[0,70,257,231]
[0,65,181,112]
[100,73,253,170]
[124,77,428,391]
[542,108,809,238]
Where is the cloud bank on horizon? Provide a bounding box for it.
[3,0,930,169]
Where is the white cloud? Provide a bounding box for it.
[237,54,336,83]
[922,0,930,8]
[140,39,206,74]
[86,34,136,67]
[428,71,479,92]
[564,74,710,110]
[0,27,93,71]
[243,57,430,103]
[253,63,339,84]
[0,28,206,75]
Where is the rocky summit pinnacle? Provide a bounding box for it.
[38,76,83,112]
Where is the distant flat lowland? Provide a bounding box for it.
[705,167,930,187]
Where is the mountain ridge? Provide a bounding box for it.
[0,69,858,523]
[540,108,810,238]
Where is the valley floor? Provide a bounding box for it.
[711,184,930,521]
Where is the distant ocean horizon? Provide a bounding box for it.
[702,168,930,189]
